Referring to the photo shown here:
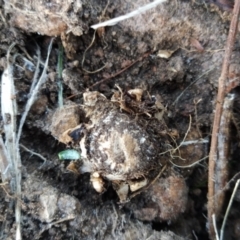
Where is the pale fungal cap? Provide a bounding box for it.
[157,50,175,59]
[90,172,105,193]
[92,172,100,178]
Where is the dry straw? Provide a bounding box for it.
[0,39,53,240]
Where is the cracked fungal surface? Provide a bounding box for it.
[51,90,174,202]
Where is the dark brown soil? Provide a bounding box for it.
[1,0,240,239]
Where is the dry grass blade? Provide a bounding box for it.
[220,179,240,240]
[0,134,11,181]
[208,1,240,238]
[1,43,17,182]
[29,46,41,94]
[91,0,167,29]
[17,38,53,144]
[1,39,53,240]
[214,93,235,216]
[1,42,21,240]
[16,40,53,240]
[20,144,47,163]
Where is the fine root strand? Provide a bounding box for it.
[81,30,107,74]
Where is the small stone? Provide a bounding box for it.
[31,95,48,115]
[50,104,81,141]
[39,187,59,222]
[133,175,188,221]
[57,194,81,217]
[62,69,84,95]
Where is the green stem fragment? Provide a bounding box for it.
[58,149,81,160]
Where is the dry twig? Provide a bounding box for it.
[169,155,209,169]
[20,144,47,163]
[208,1,240,238]
[215,93,234,214]
[17,39,53,144]
[67,51,151,100]
[88,51,151,89]
[36,215,75,239]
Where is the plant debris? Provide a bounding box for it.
[1,1,240,239]
[51,89,179,203]
[58,149,81,160]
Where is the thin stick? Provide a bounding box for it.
[170,155,209,168]
[192,230,199,240]
[173,67,214,106]
[173,115,192,154]
[20,144,47,163]
[214,93,235,216]
[181,139,209,145]
[160,115,192,157]
[67,51,151,99]
[88,51,151,89]
[1,183,15,199]
[220,179,240,240]
[208,1,240,238]
[36,216,75,238]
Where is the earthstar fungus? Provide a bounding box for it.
[51,89,176,202]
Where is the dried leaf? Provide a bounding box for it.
[190,38,204,52]
[67,162,80,174]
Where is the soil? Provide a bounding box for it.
[0,0,240,239]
